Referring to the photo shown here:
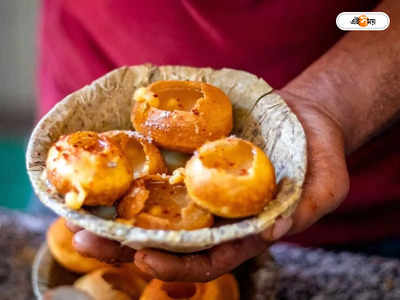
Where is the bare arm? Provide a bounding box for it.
[279,0,400,234]
[285,0,400,153]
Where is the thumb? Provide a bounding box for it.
[261,217,293,241]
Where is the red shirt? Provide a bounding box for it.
[39,0,400,246]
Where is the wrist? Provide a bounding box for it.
[279,84,353,153]
[281,71,359,154]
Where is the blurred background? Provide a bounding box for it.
[0,1,38,211]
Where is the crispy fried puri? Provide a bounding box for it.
[185,137,276,218]
[139,274,239,300]
[131,81,233,153]
[47,218,108,273]
[74,266,148,300]
[46,131,132,209]
[117,175,213,230]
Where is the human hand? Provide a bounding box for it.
[69,88,350,281]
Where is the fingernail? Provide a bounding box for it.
[272,217,293,240]
[65,220,83,233]
[134,252,157,277]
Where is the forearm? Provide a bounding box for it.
[283,0,400,153]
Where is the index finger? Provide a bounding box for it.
[134,234,269,282]
[73,230,135,264]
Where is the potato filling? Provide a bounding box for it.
[200,139,254,176]
[117,176,213,230]
[142,179,187,220]
[134,87,160,107]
